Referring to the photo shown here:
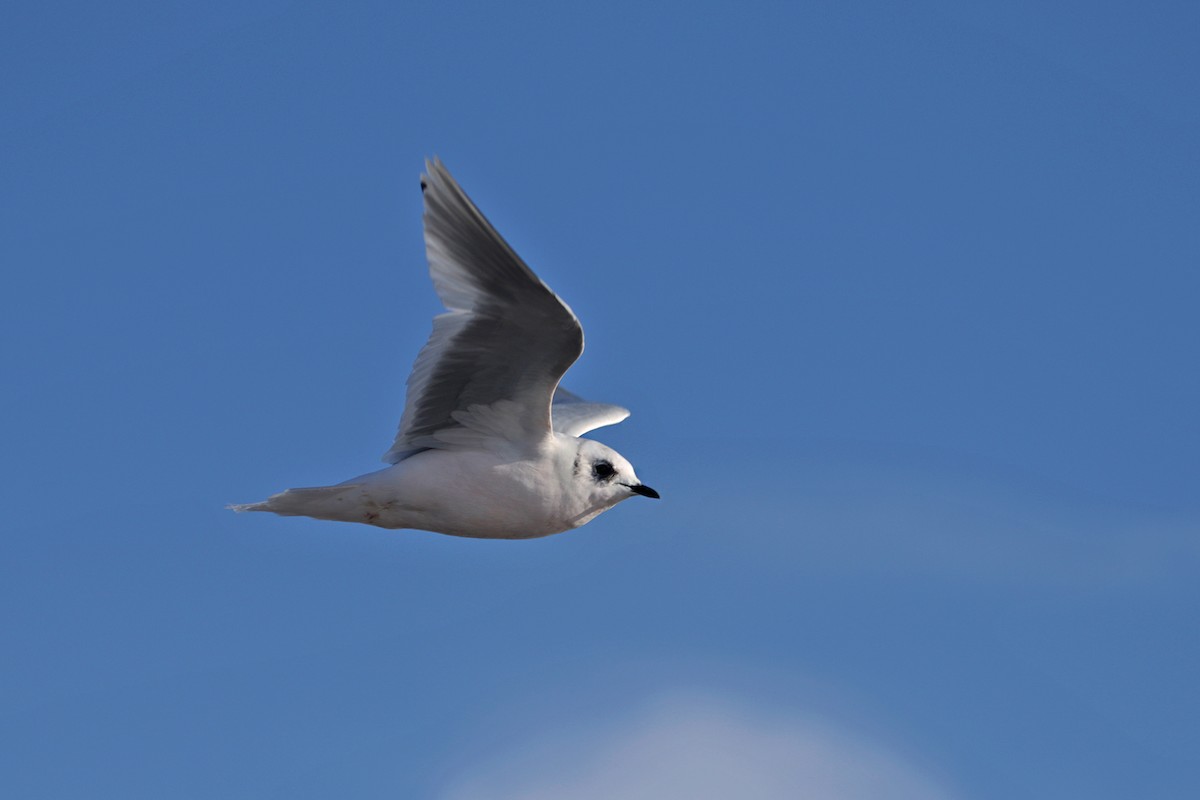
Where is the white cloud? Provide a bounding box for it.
[438,693,961,800]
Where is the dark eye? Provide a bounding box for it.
[593,461,615,480]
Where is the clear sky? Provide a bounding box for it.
[3,1,1198,797]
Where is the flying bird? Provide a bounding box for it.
[231,159,658,538]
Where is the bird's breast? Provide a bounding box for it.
[366,450,578,539]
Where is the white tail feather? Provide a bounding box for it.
[227,484,369,522]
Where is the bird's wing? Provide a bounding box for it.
[383,159,584,463]
[551,387,630,437]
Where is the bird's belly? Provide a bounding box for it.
[360,453,571,539]
[374,497,567,539]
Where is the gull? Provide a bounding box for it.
[230,158,658,538]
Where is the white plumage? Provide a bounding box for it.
[230,159,657,538]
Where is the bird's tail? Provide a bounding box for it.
[227,500,270,513]
[227,484,367,519]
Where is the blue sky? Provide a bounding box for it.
[3,1,1198,797]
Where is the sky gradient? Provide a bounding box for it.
[3,1,1198,797]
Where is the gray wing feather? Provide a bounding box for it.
[551,388,630,437]
[383,159,584,463]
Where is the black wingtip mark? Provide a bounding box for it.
[420,179,428,193]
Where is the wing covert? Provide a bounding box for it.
[383,159,583,463]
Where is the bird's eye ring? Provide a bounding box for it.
[593,461,615,479]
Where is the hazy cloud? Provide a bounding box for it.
[438,693,962,800]
[680,453,1200,590]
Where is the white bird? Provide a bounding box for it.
[230,158,658,539]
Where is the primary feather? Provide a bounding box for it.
[383,158,584,463]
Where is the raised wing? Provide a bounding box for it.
[383,159,584,463]
[551,387,630,436]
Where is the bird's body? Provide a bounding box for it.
[251,435,624,539]
[231,159,657,538]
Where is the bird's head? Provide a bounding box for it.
[568,438,659,514]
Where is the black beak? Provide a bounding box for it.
[628,483,660,499]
